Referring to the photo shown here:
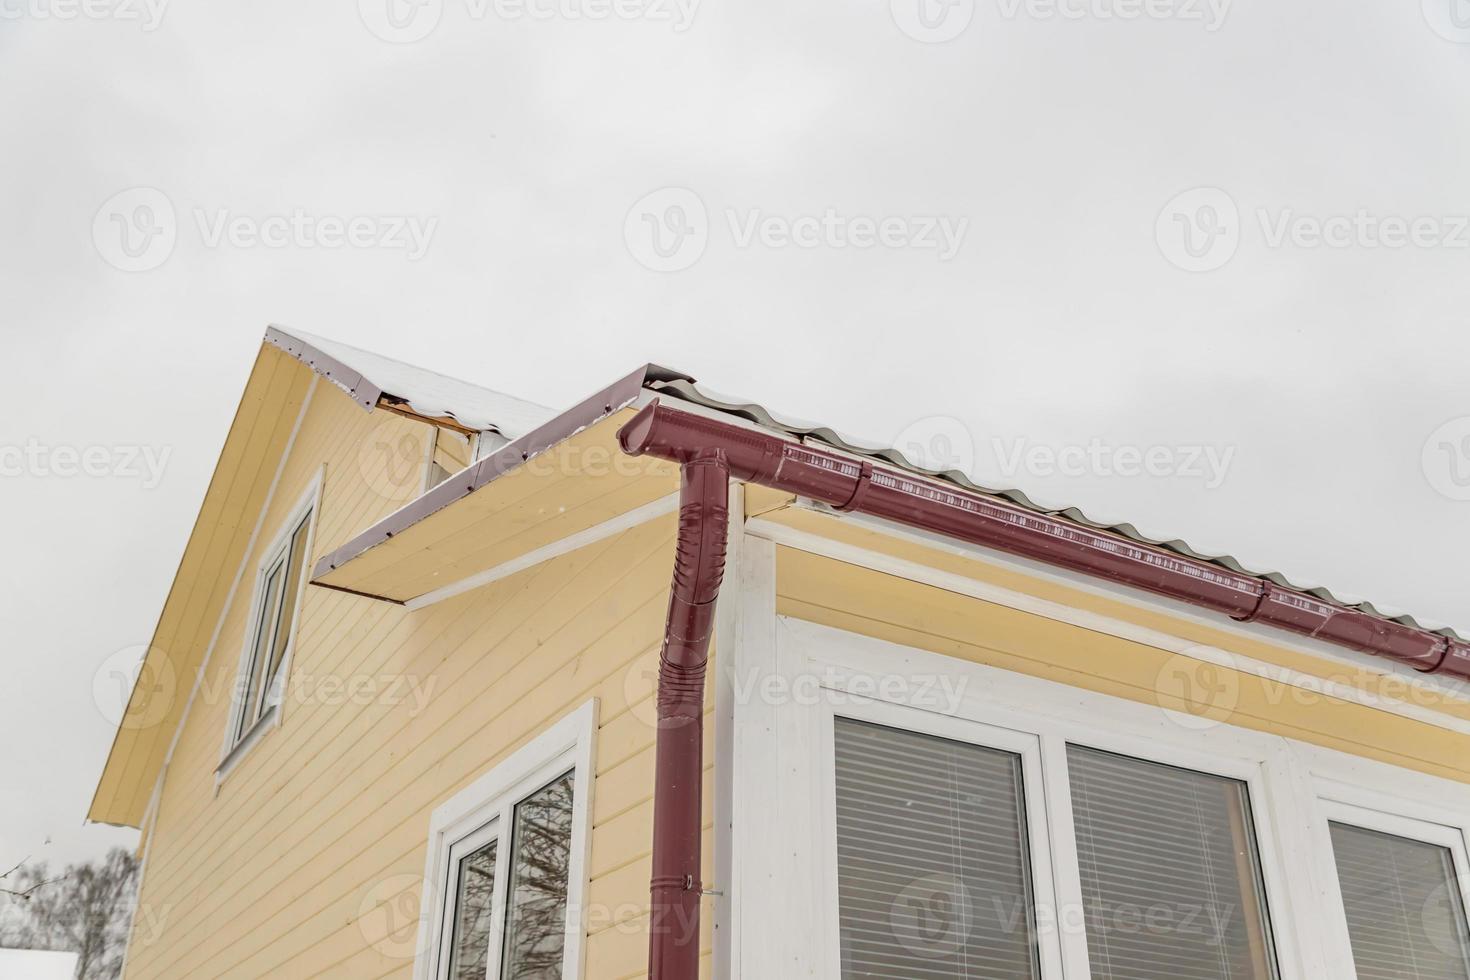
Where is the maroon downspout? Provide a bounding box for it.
[639,449,729,980]
[620,400,1470,681]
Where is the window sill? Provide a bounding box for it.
[215,703,279,787]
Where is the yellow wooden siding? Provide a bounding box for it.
[123,384,705,980]
[92,348,316,828]
[775,545,1470,785]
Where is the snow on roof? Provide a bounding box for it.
[265,325,556,438]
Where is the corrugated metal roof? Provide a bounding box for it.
[644,375,1464,643]
[267,324,1457,643]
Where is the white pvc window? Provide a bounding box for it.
[1321,800,1470,980]
[224,496,314,762]
[1067,746,1279,980]
[417,702,595,980]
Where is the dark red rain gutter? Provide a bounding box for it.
[621,399,1470,979]
[642,449,728,980]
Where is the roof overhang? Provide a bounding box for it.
[310,366,687,605]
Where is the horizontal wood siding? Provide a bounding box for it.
[124,386,703,979]
[776,546,1470,784]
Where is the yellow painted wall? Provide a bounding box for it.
[775,542,1470,785]
[123,383,709,980]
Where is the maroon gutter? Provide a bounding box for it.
[619,397,1470,979]
[619,399,1470,679]
[645,452,728,980]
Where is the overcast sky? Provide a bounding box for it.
[3,0,1468,870]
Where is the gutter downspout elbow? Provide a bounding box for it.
[632,445,729,980]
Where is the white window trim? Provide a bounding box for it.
[413,698,597,980]
[216,474,322,782]
[740,612,1470,980]
[1307,786,1470,978]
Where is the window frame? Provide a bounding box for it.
[755,614,1470,980]
[414,700,597,980]
[1310,786,1470,978]
[217,477,320,779]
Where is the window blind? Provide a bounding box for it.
[1329,822,1470,980]
[834,717,1040,980]
[1067,745,1279,980]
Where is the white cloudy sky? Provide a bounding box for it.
[2,0,1468,869]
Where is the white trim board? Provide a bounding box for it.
[411,699,598,980]
[747,516,1470,738]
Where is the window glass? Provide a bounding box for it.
[833,717,1040,980]
[448,839,499,980]
[1330,822,1470,980]
[1067,745,1279,980]
[263,515,311,696]
[500,772,576,980]
[239,564,282,737]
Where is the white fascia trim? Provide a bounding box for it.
[747,515,1470,738]
[403,491,681,611]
